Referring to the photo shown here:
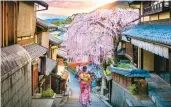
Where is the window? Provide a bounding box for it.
[1,1,18,48]
[143,1,170,15]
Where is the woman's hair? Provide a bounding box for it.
[82,66,87,72]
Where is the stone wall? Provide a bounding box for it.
[111,81,144,107]
[1,62,32,107]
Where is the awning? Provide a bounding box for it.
[1,44,31,80]
[45,58,57,76]
[23,43,48,61]
[49,35,63,45]
[109,66,150,78]
[122,23,171,46]
[131,39,169,59]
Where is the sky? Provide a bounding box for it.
[37,0,115,19]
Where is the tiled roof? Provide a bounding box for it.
[45,58,57,75]
[57,49,67,58]
[1,44,31,80]
[23,43,48,61]
[49,35,63,45]
[122,23,171,45]
[37,18,58,30]
[109,66,150,78]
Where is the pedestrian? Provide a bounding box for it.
[79,66,92,107]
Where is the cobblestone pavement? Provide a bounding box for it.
[62,71,109,107]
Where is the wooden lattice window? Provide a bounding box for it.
[1,1,18,48]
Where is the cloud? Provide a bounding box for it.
[47,1,95,9]
[38,0,115,17]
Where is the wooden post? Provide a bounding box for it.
[138,48,142,69]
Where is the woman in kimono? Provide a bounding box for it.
[79,66,92,107]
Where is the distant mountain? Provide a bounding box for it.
[45,17,68,23]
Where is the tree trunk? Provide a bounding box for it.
[113,36,121,64]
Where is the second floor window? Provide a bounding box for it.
[143,1,170,15]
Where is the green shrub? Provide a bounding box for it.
[129,84,137,95]
[117,63,132,69]
[42,88,54,97]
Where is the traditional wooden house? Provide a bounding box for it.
[119,1,171,107]
[109,66,150,89]
[35,18,58,94]
[121,1,171,85]
[1,1,48,107]
[49,35,63,61]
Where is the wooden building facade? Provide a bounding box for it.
[121,1,171,84]
[1,1,48,107]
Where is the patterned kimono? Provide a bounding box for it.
[79,72,92,105]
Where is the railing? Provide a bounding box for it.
[143,1,170,15]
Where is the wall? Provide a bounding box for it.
[159,11,170,20]
[150,14,158,21]
[41,32,49,48]
[111,81,144,107]
[125,43,133,62]
[1,1,18,47]
[143,50,154,71]
[1,63,32,107]
[143,16,150,22]
[50,46,57,60]
[17,2,36,37]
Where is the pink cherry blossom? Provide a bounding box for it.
[62,9,139,63]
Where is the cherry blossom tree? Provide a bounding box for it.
[61,9,139,64]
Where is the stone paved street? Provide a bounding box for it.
[146,73,171,107]
[62,70,109,107]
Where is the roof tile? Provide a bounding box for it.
[122,23,171,45]
[23,43,48,61]
[49,35,63,45]
[45,58,57,75]
[1,44,31,80]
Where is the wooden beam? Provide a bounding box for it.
[2,1,4,47]
[17,38,34,46]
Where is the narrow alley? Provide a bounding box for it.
[61,71,109,107]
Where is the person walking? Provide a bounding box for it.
[79,66,92,107]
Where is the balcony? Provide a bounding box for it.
[143,1,170,16]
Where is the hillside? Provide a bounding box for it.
[51,17,72,25]
[45,17,68,23]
